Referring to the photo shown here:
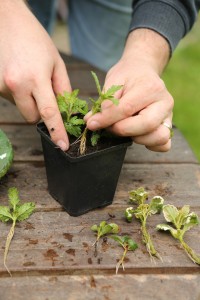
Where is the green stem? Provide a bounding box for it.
[4,219,16,276]
[141,221,158,258]
[116,247,128,274]
[180,238,200,265]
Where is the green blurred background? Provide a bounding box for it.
[162,16,200,161]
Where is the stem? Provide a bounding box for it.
[79,127,88,155]
[180,238,200,265]
[116,247,128,274]
[141,221,159,258]
[4,219,16,276]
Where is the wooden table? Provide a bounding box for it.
[1,54,200,300]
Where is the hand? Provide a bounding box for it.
[86,29,174,152]
[0,1,71,151]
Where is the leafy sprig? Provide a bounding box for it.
[110,235,138,274]
[91,221,119,256]
[0,187,35,276]
[125,187,164,259]
[79,72,122,154]
[157,204,200,265]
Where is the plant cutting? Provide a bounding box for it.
[110,235,138,274]
[0,187,35,276]
[125,187,164,259]
[91,221,119,256]
[157,204,200,265]
[0,129,13,179]
[37,72,132,216]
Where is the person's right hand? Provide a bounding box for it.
[0,0,71,151]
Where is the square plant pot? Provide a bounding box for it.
[37,122,132,216]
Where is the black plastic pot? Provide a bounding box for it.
[37,122,132,216]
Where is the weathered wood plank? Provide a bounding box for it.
[0,274,200,300]
[0,125,197,163]
[0,208,200,275]
[1,162,200,209]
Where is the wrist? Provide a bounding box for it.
[122,29,170,75]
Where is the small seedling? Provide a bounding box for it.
[110,235,138,274]
[57,89,88,138]
[79,71,122,154]
[91,221,119,256]
[157,204,200,265]
[126,187,164,259]
[0,187,35,276]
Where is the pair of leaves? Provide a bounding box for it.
[157,204,200,265]
[157,204,199,239]
[129,187,148,205]
[111,235,138,252]
[91,221,119,241]
[0,187,35,223]
[125,196,164,223]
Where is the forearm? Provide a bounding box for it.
[130,0,200,53]
[122,28,170,75]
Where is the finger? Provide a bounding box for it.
[107,100,171,137]
[33,80,69,151]
[133,116,173,146]
[146,139,171,152]
[13,94,40,123]
[52,57,72,94]
[86,80,171,131]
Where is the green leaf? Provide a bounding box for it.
[70,116,85,126]
[109,223,119,234]
[127,238,138,251]
[125,207,134,222]
[15,202,35,221]
[104,85,122,98]
[110,235,124,246]
[8,187,20,210]
[91,71,102,96]
[91,131,101,146]
[64,123,82,138]
[109,98,119,106]
[0,206,12,222]
[91,224,98,232]
[183,212,199,231]
[156,224,178,238]
[162,205,179,224]
[57,95,68,113]
[100,224,113,236]
[99,221,107,228]
[0,129,14,179]
[176,205,190,228]
[129,187,148,204]
[149,196,164,215]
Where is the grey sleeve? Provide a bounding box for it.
[130,0,200,52]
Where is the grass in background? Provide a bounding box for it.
[162,17,200,161]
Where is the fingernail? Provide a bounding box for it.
[88,120,100,130]
[56,140,68,151]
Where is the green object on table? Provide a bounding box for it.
[0,129,13,179]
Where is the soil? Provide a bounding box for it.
[40,123,131,158]
[67,132,131,157]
